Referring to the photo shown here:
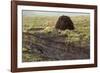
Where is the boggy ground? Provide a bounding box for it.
[22,15,90,62]
[22,29,90,62]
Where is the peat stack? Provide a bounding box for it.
[55,15,75,30]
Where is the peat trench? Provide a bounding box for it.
[23,32,90,60]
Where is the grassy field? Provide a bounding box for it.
[22,15,90,62]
